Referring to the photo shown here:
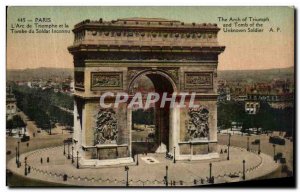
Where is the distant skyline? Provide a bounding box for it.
[7,6,294,70]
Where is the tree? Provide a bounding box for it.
[11,115,26,129]
[6,115,26,135]
[6,119,13,135]
[132,108,155,125]
[217,101,246,129]
[12,84,74,129]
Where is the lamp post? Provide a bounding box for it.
[76,151,79,169]
[228,133,231,146]
[15,147,18,164]
[67,142,70,159]
[72,146,74,163]
[49,121,52,135]
[247,137,250,151]
[227,145,230,160]
[17,141,20,168]
[258,139,261,155]
[125,166,129,187]
[173,147,176,164]
[209,162,212,181]
[24,157,27,176]
[17,141,20,157]
[136,153,139,166]
[242,160,246,180]
[165,166,168,186]
[63,141,66,155]
[273,144,276,161]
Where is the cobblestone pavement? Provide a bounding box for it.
[7,145,279,187]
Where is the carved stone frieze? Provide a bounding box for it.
[91,72,123,90]
[127,67,179,86]
[71,51,218,62]
[127,68,143,83]
[159,67,179,84]
[94,108,118,145]
[186,106,210,140]
[184,72,213,90]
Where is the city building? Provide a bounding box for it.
[6,86,17,120]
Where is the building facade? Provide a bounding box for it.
[6,86,17,120]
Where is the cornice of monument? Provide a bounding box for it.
[69,17,225,56]
[73,17,220,33]
[68,44,225,54]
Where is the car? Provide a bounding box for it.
[280,157,286,164]
[21,135,30,142]
[276,152,283,158]
[269,136,285,145]
[251,139,260,145]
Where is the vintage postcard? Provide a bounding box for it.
[6,6,295,187]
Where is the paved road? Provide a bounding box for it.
[218,133,293,174]
[17,110,71,137]
[6,111,292,186]
[6,110,72,164]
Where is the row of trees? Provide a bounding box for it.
[131,101,295,135]
[48,90,73,110]
[217,101,294,135]
[12,83,293,135]
[12,84,73,130]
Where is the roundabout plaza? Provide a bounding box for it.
[7,143,278,186]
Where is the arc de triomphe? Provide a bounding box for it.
[68,18,225,167]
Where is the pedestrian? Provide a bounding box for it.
[47,157,49,163]
[40,157,43,164]
[27,143,29,147]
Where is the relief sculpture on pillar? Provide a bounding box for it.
[186,106,209,140]
[94,108,118,144]
[91,72,123,90]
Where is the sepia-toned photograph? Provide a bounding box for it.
[5,6,295,187]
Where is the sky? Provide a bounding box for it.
[6,6,294,70]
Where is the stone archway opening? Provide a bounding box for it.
[129,70,176,156]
